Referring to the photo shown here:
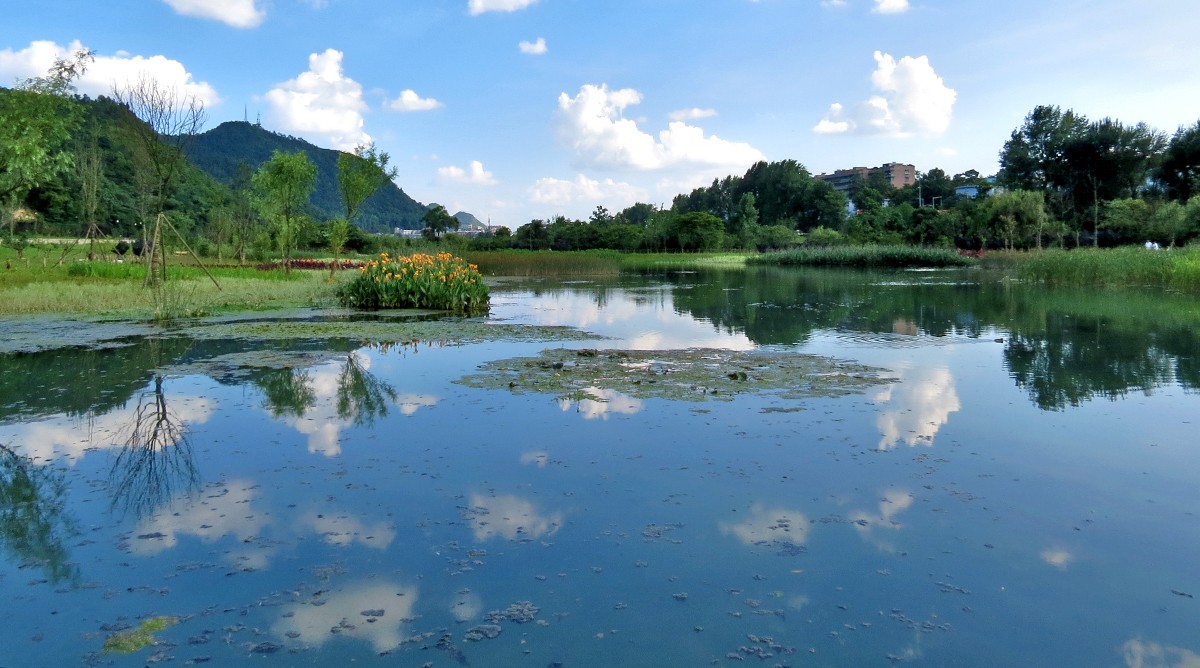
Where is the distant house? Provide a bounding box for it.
[816,162,917,195]
[955,185,981,199]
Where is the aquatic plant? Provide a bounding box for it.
[750,245,974,268]
[337,251,489,312]
[101,616,177,653]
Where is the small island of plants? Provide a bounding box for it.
[337,251,489,313]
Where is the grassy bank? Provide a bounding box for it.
[461,249,753,276]
[0,250,341,319]
[1013,246,1200,290]
[750,245,974,269]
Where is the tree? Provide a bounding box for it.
[998,105,1089,223]
[333,143,396,278]
[421,204,458,240]
[252,150,317,272]
[112,73,208,286]
[0,48,92,240]
[674,212,724,251]
[987,190,1047,250]
[1062,118,1166,245]
[731,192,760,249]
[1158,120,1200,202]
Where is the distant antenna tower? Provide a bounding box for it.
[255,112,261,127]
[243,105,248,123]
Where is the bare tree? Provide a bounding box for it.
[108,376,199,518]
[111,74,217,288]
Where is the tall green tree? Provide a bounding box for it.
[1157,120,1200,203]
[252,150,317,272]
[333,143,395,277]
[0,48,92,239]
[1062,118,1166,245]
[421,203,458,240]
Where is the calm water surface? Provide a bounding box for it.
[1,267,1197,667]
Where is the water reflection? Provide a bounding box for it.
[0,443,79,583]
[1122,639,1200,668]
[273,580,419,652]
[719,504,810,549]
[128,479,268,566]
[557,387,644,419]
[850,489,914,553]
[871,365,960,450]
[108,375,201,518]
[1040,548,1075,570]
[465,493,563,542]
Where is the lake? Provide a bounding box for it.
[1,266,1197,667]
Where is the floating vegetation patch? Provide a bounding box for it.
[101,615,177,654]
[0,317,155,354]
[456,347,890,404]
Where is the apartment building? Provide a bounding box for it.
[816,163,917,195]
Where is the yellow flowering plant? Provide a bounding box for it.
[337,251,489,312]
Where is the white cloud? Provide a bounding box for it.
[468,0,538,15]
[872,0,910,13]
[814,51,957,137]
[0,40,221,108]
[273,580,418,653]
[161,0,265,28]
[437,160,497,185]
[720,504,810,548]
[264,48,370,150]
[519,37,548,55]
[668,107,717,122]
[466,493,562,541]
[557,83,765,171]
[529,174,646,207]
[385,89,443,112]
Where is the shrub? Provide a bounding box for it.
[337,251,489,312]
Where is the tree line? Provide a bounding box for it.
[4,52,1199,257]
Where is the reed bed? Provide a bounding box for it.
[750,245,974,268]
[1016,246,1200,289]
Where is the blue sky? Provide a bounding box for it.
[2,0,1198,228]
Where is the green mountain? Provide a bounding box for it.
[186,121,429,233]
[454,211,484,229]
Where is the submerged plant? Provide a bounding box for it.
[338,251,489,313]
[101,616,177,653]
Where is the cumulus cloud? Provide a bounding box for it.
[469,0,538,15]
[557,83,765,171]
[669,107,717,121]
[872,0,910,13]
[529,173,646,206]
[161,0,265,27]
[814,51,956,137]
[437,160,497,185]
[519,37,547,55]
[264,48,370,150]
[0,40,221,108]
[385,89,442,112]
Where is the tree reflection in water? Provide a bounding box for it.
[336,352,397,426]
[108,375,199,518]
[0,442,80,584]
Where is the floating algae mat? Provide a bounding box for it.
[456,347,890,404]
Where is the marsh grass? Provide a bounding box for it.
[1016,246,1200,289]
[751,245,974,268]
[462,250,752,276]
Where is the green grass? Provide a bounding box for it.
[750,244,974,268]
[1015,246,1200,289]
[461,249,753,276]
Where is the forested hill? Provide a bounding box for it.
[187,121,429,233]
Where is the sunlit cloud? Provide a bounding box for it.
[720,504,810,548]
[669,107,717,122]
[273,580,419,652]
[556,83,764,171]
[466,493,563,541]
[530,174,647,208]
[438,160,498,185]
[263,48,370,150]
[872,0,910,14]
[395,393,439,416]
[0,40,221,108]
[469,0,538,15]
[161,0,265,28]
[519,37,548,55]
[814,51,956,137]
[872,364,960,450]
[384,89,443,112]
